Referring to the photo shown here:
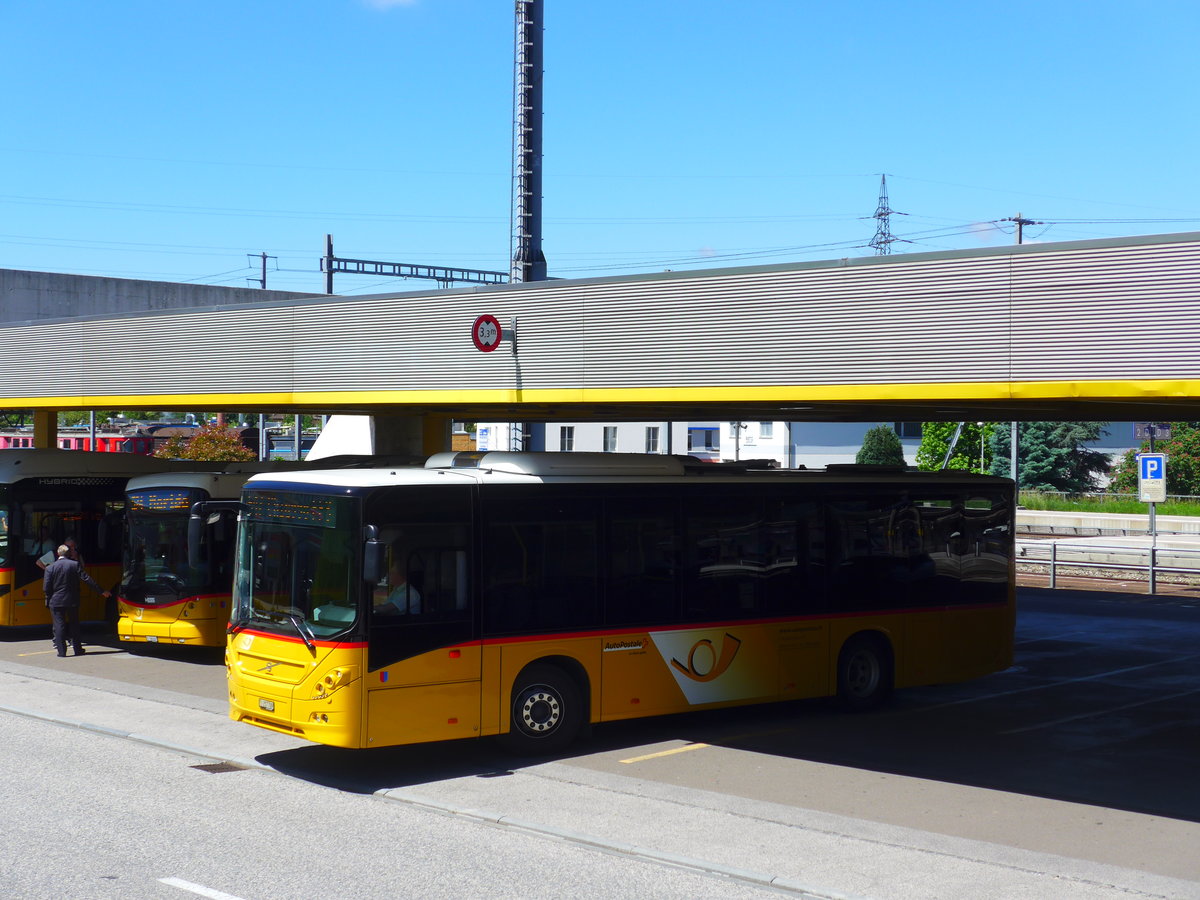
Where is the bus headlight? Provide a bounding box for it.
[310,666,356,700]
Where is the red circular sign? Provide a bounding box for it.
[472,314,502,352]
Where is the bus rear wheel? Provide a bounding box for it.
[502,663,583,755]
[836,634,893,711]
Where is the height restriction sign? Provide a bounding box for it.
[471,315,502,352]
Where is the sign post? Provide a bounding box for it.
[1137,452,1166,545]
[1135,423,1171,552]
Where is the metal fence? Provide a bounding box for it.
[1016,540,1200,594]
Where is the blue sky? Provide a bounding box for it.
[3,0,1198,295]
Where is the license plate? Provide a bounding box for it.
[259,698,275,712]
[145,635,158,643]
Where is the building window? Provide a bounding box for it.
[760,422,773,439]
[603,426,618,453]
[645,426,660,453]
[688,428,719,452]
[559,426,574,452]
[894,422,922,439]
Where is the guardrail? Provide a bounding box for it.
[1016,541,1200,594]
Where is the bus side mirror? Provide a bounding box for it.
[364,540,386,585]
[189,500,247,567]
[187,502,206,567]
[363,525,386,584]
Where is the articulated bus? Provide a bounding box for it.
[118,468,267,647]
[218,452,1015,752]
[0,449,214,628]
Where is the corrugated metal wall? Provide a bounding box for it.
[2,232,1198,405]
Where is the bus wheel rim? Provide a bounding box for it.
[519,686,561,734]
[847,650,880,696]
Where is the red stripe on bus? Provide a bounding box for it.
[230,626,367,649]
[121,593,228,610]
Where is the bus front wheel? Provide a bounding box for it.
[502,664,583,755]
[836,634,893,711]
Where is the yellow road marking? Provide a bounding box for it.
[620,743,710,764]
[17,649,58,658]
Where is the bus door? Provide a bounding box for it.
[6,478,126,625]
[365,486,479,746]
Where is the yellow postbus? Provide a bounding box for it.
[117,468,266,647]
[117,457,417,647]
[0,449,210,628]
[218,452,1015,752]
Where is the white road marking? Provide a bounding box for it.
[159,877,248,900]
[1000,688,1200,735]
[915,653,1200,712]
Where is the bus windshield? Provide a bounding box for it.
[122,488,207,602]
[233,491,360,640]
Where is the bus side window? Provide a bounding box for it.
[605,503,679,627]
[961,493,1011,604]
[373,525,469,621]
[761,497,821,615]
[683,496,765,620]
[826,493,909,611]
[482,497,599,635]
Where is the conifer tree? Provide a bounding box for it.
[990,422,1109,491]
[856,424,907,466]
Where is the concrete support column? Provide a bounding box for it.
[32,410,57,449]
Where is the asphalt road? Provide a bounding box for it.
[0,714,786,900]
[1,587,1197,897]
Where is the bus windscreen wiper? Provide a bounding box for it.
[285,612,317,653]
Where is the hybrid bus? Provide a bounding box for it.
[216,452,1015,752]
[0,449,212,628]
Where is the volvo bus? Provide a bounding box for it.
[119,456,423,647]
[0,449,211,628]
[216,452,1014,752]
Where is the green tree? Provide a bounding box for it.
[154,423,256,461]
[991,422,1110,492]
[915,422,994,473]
[1109,422,1200,496]
[856,424,907,466]
[58,410,164,426]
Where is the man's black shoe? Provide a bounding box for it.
[74,648,86,656]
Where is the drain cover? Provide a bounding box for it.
[190,762,246,774]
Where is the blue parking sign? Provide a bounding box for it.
[1139,454,1164,480]
[1137,453,1166,502]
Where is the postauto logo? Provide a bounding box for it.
[649,629,758,705]
[670,634,742,683]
